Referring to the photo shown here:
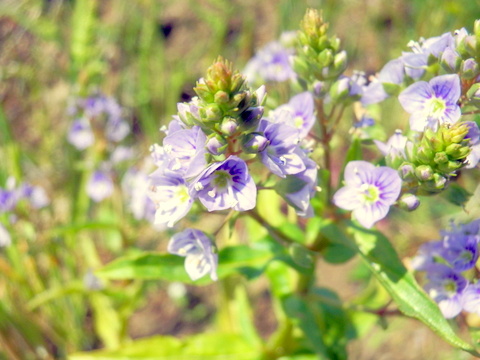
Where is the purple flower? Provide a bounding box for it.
[442,233,480,272]
[361,59,405,105]
[398,74,461,131]
[244,41,296,83]
[273,92,315,139]
[168,228,218,281]
[67,118,94,150]
[410,240,445,270]
[424,264,467,318]
[333,161,402,228]
[147,170,193,227]
[163,126,207,178]
[106,117,130,142]
[86,170,114,202]
[191,156,256,212]
[21,184,49,209]
[258,119,305,178]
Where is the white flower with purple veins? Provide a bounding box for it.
[333,161,402,228]
[86,170,114,202]
[273,92,315,139]
[168,228,218,281]
[398,74,461,132]
[163,126,207,178]
[192,156,256,212]
[258,119,306,178]
[67,118,94,150]
[424,264,467,318]
[147,170,193,227]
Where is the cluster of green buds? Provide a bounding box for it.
[399,122,472,193]
[177,57,266,157]
[293,9,347,87]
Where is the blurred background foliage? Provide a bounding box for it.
[0,0,479,359]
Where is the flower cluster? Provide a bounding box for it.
[412,219,480,319]
[144,58,318,280]
[67,92,134,202]
[0,177,49,247]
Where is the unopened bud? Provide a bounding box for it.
[239,107,264,130]
[440,47,461,72]
[398,193,420,211]
[461,58,479,80]
[206,135,227,155]
[221,117,239,136]
[399,162,416,181]
[241,132,269,153]
[415,165,434,181]
[202,104,223,122]
[214,90,230,104]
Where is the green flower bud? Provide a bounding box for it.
[201,103,223,122]
[416,145,434,164]
[214,91,230,105]
[415,165,434,181]
[460,58,479,80]
[434,151,449,164]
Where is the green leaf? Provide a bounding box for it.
[69,333,260,360]
[442,182,471,207]
[349,222,479,356]
[96,244,275,285]
[281,295,330,359]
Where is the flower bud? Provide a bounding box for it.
[440,47,461,73]
[241,132,269,153]
[460,58,479,80]
[333,50,348,74]
[214,90,230,104]
[415,165,434,181]
[329,76,362,103]
[206,134,227,155]
[239,107,264,130]
[398,193,420,211]
[220,117,239,136]
[201,103,223,123]
[399,162,416,181]
[434,151,449,164]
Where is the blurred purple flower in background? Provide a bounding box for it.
[333,161,402,228]
[86,170,114,202]
[168,228,218,281]
[67,118,94,150]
